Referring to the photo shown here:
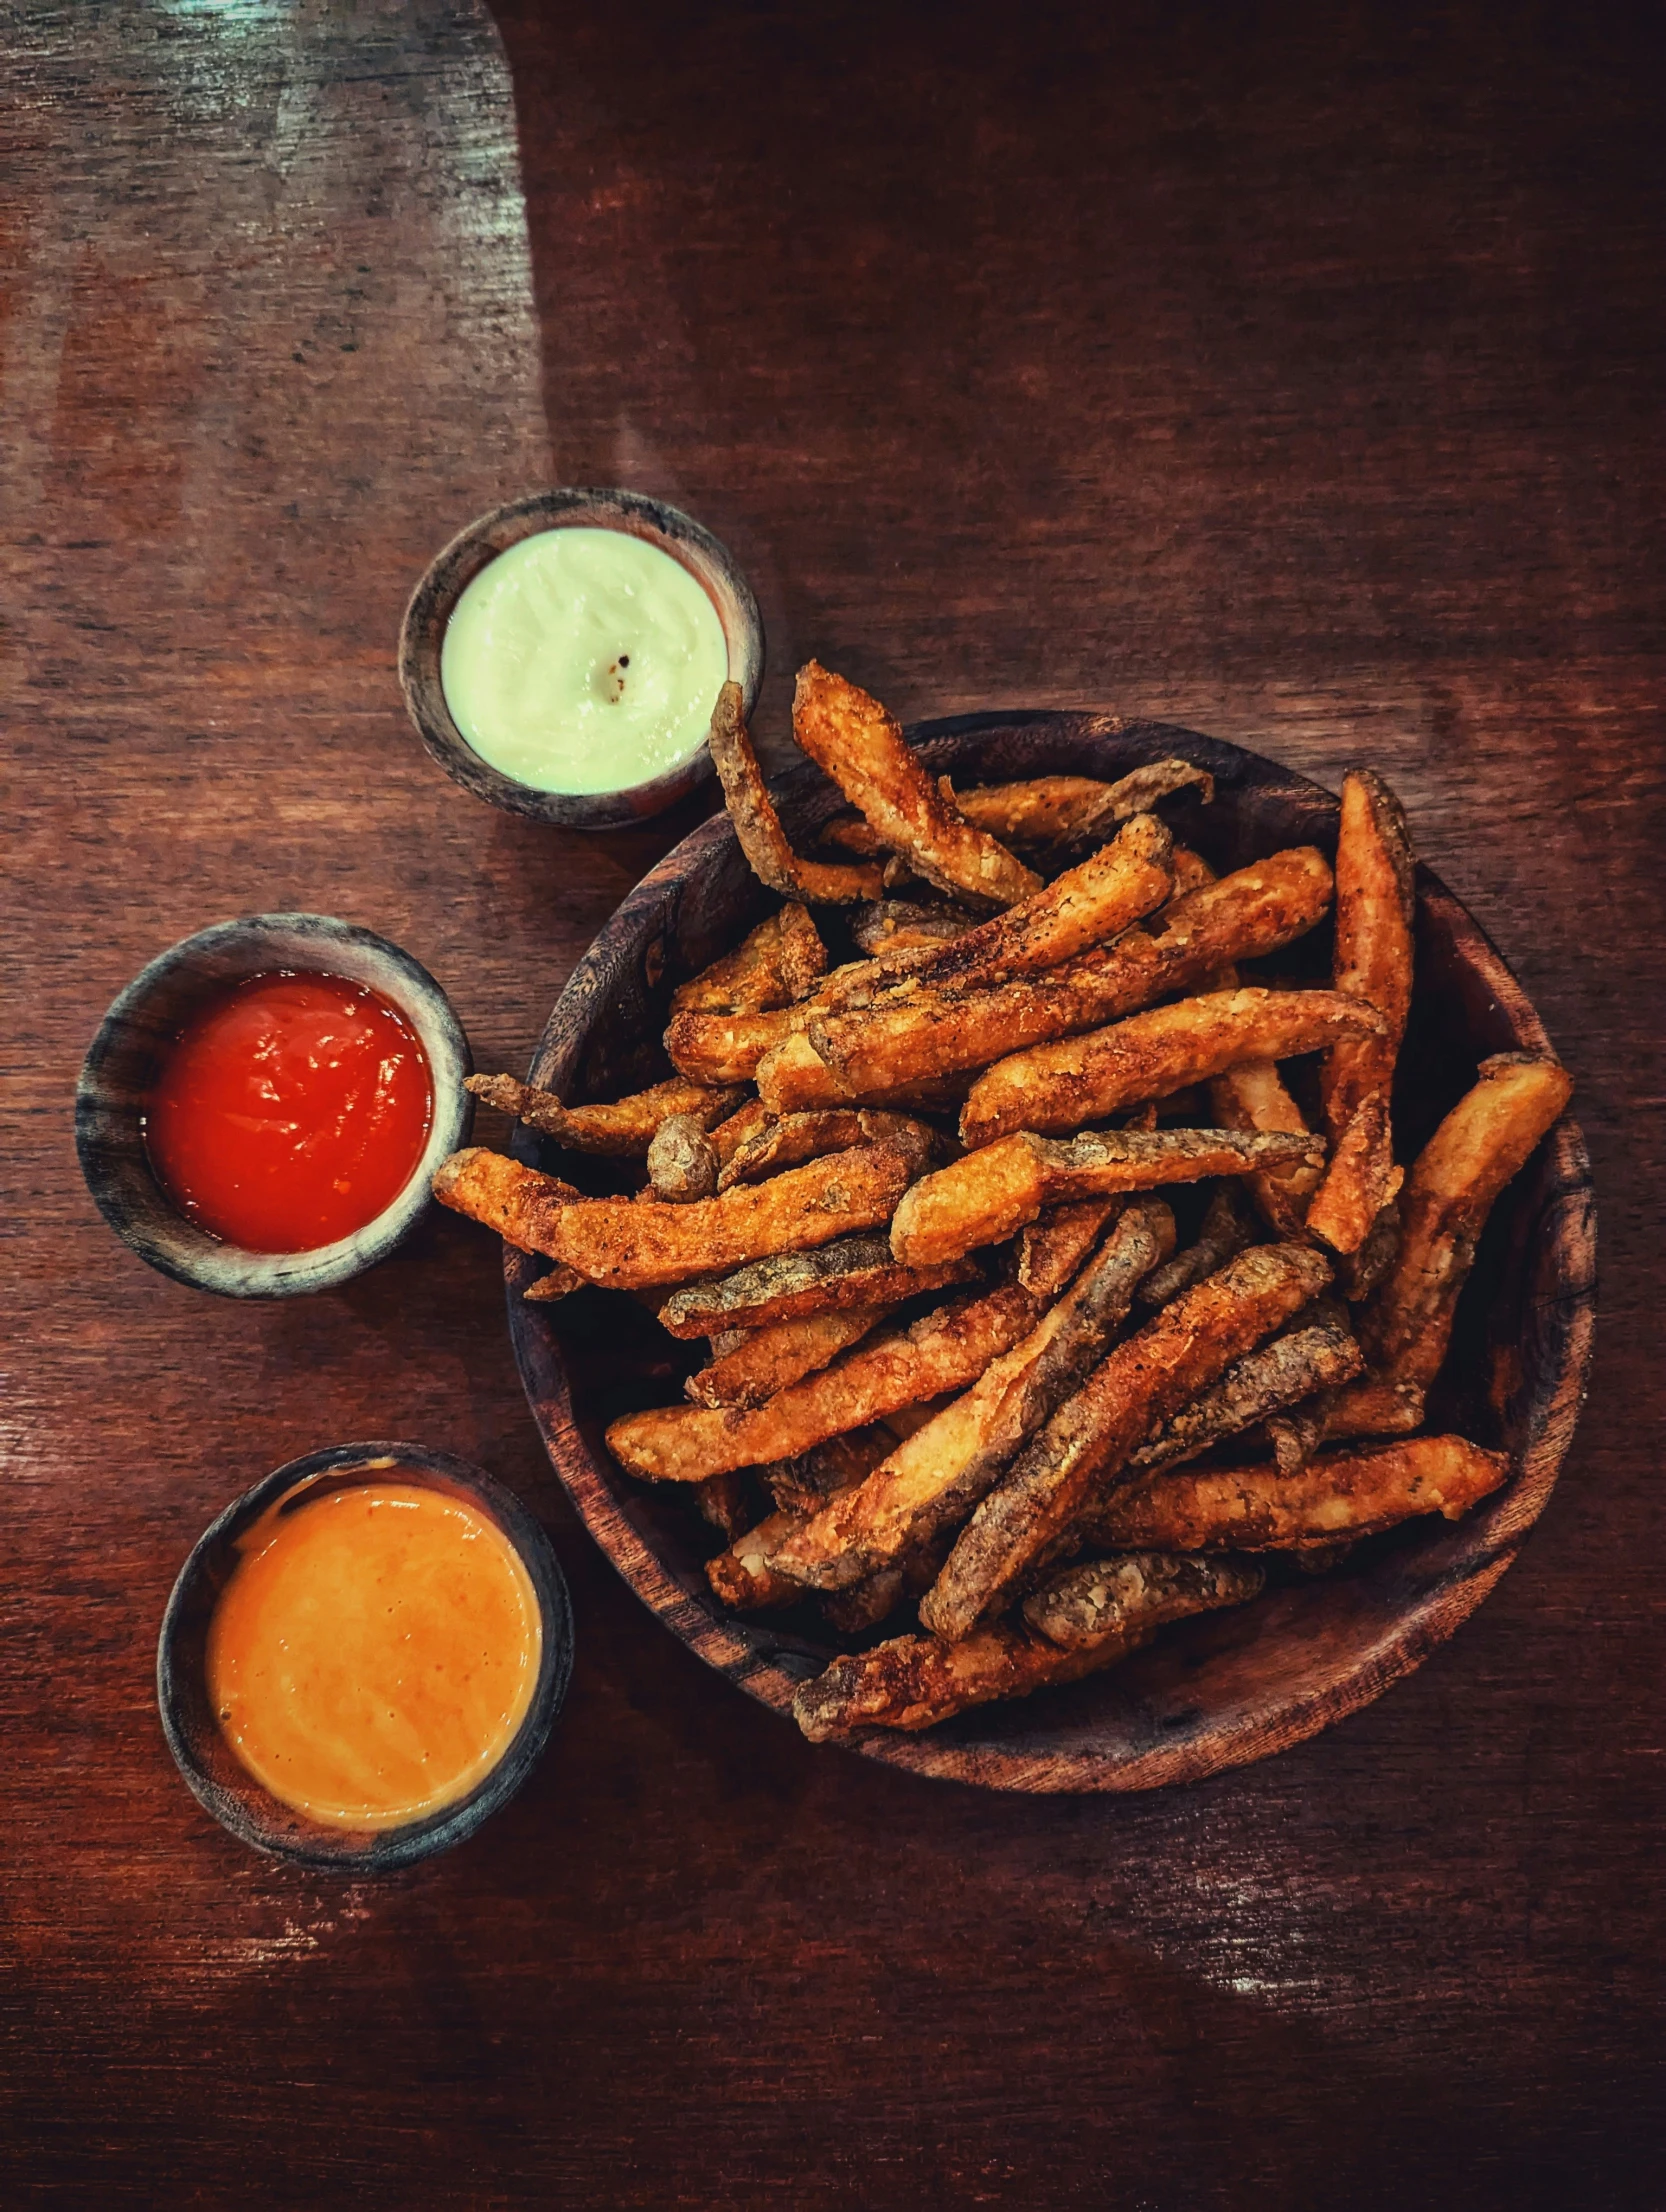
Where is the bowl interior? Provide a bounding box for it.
[507,716,1594,1791]
[398,486,765,830]
[157,1442,572,1868]
[76,913,473,1298]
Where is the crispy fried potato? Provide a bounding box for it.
[1082,1434,1509,1552]
[663,1003,814,1087]
[890,1128,1325,1270]
[1333,1195,1401,1302]
[1015,1197,1123,1301]
[849,900,977,955]
[762,1426,897,1517]
[716,1107,931,1191]
[694,1471,753,1539]
[1265,1401,1327,1475]
[771,1202,1173,1590]
[658,1234,979,1339]
[707,1510,819,1610]
[1022,1551,1265,1651]
[1208,1058,1323,1236]
[1306,770,1416,1254]
[440,1136,925,1291]
[959,986,1385,1147]
[708,680,885,903]
[1359,1052,1572,1390]
[1137,1184,1254,1308]
[670,901,828,1015]
[686,1305,892,1409]
[607,1283,1040,1482]
[918,1242,1333,1639]
[465,1073,743,1155]
[784,846,1335,1107]
[950,761,1215,849]
[792,1552,1256,1739]
[645,1113,719,1202]
[792,662,1041,908]
[1318,1373,1425,1440]
[707,1097,772,1169]
[521,1262,587,1304]
[1126,1319,1364,1476]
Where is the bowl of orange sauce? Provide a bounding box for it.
[76,913,472,1296]
[158,1442,571,1867]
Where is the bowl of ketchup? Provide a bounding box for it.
[158,1441,572,1867]
[76,913,472,1296]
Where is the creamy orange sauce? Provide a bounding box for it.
[206,1480,542,1831]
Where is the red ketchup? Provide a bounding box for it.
[145,972,434,1253]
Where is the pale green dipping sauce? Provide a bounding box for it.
[440,527,730,796]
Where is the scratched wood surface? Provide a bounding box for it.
[3,3,1662,2206]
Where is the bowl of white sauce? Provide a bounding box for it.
[399,488,764,828]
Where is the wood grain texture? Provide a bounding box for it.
[3,0,1662,2206]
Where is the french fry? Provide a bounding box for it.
[464,1072,743,1156]
[521,1262,587,1305]
[1022,1551,1265,1651]
[1306,770,1417,1254]
[959,985,1385,1147]
[658,1234,979,1339]
[663,1003,814,1087]
[1136,1183,1254,1308]
[1208,1058,1324,1236]
[645,1114,719,1202]
[1080,1435,1510,1552]
[792,1552,1256,1739]
[1265,1402,1327,1475]
[890,1128,1325,1271]
[770,1202,1174,1590]
[1015,1196,1123,1301]
[670,901,828,1015]
[1318,1373,1425,1440]
[707,1096,772,1169]
[607,1284,1040,1482]
[849,900,977,955]
[1333,1195,1401,1302]
[783,846,1335,1107]
[686,1305,892,1410]
[1359,1052,1572,1390]
[947,760,1215,849]
[918,1242,1333,1640]
[716,1108,932,1191]
[707,680,885,903]
[762,1426,897,1517]
[694,1471,753,1539]
[792,661,1042,908]
[437,1136,927,1291]
[707,1510,819,1610]
[1124,1319,1364,1477]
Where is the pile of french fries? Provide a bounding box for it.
[436,662,1572,1742]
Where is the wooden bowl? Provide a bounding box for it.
[157,1441,573,1868]
[76,913,473,1298]
[506,715,1595,1792]
[398,487,765,830]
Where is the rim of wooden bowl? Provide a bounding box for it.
[505,714,1596,1793]
[157,1440,573,1868]
[75,913,473,1299]
[398,486,766,830]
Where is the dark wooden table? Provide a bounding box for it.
[6,4,1663,2204]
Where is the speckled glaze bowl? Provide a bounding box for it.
[75,912,472,1298]
[398,485,766,829]
[157,1441,572,1870]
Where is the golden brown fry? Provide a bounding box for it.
[607,1284,1040,1482]
[716,1108,931,1191]
[1208,1057,1324,1236]
[439,1137,925,1292]
[685,1305,892,1410]
[707,1097,772,1169]
[919,1242,1333,1639]
[707,680,885,904]
[707,1510,817,1610]
[645,1114,719,1202]
[792,1551,1256,1739]
[1306,770,1416,1253]
[1136,1184,1254,1308]
[1022,1551,1265,1651]
[1015,1196,1123,1301]
[1125,1319,1364,1476]
[464,1072,743,1156]
[521,1261,587,1304]
[786,846,1335,1107]
[818,810,889,859]
[670,901,828,1015]
[1265,1401,1327,1476]
[1081,1435,1510,1553]
[849,900,976,955]
[792,662,1042,908]
[949,760,1214,849]
[890,1127,1325,1271]
[1359,1052,1572,1390]
[658,1234,978,1339]
[771,1202,1173,1590]
[1333,1195,1401,1302]
[663,1003,813,1086]
[1319,1373,1425,1441]
[694,1471,753,1540]
[763,1426,897,1517]
[959,985,1384,1147]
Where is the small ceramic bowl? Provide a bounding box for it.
[157,1441,573,1870]
[398,485,765,830]
[76,912,472,1298]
